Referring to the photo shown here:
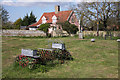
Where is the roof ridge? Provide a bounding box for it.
[44,10,72,14]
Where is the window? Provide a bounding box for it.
[42,16,47,24]
[52,15,57,23]
[52,19,57,23]
[42,20,46,24]
[59,26,61,29]
[53,27,56,30]
[71,17,74,23]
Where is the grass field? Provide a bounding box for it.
[2,36,118,78]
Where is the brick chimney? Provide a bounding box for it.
[55,5,60,14]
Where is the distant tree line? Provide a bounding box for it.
[0,6,37,29]
[13,11,37,29]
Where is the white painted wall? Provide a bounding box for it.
[42,16,47,24]
[48,27,53,33]
[29,28,37,30]
[52,15,57,23]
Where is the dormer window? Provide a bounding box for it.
[52,15,57,23]
[42,16,47,24]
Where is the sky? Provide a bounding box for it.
[1,2,75,22]
[0,0,119,22]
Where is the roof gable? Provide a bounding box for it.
[52,15,57,19]
[42,16,46,20]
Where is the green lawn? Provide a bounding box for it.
[2,36,118,78]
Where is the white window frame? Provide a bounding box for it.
[52,15,57,23]
[42,16,47,24]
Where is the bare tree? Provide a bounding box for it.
[74,2,119,31]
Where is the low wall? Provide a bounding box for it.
[2,30,120,37]
[52,30,69,37]
[82,31,120,37]
[2,30,46,37]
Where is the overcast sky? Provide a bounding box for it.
[0,0,119,22]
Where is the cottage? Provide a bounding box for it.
[28,5,79,35]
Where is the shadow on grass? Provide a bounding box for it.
[3,35,70,39]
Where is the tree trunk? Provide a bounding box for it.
[103,20,107,31]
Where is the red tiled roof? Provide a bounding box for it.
[28,10,73,27]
